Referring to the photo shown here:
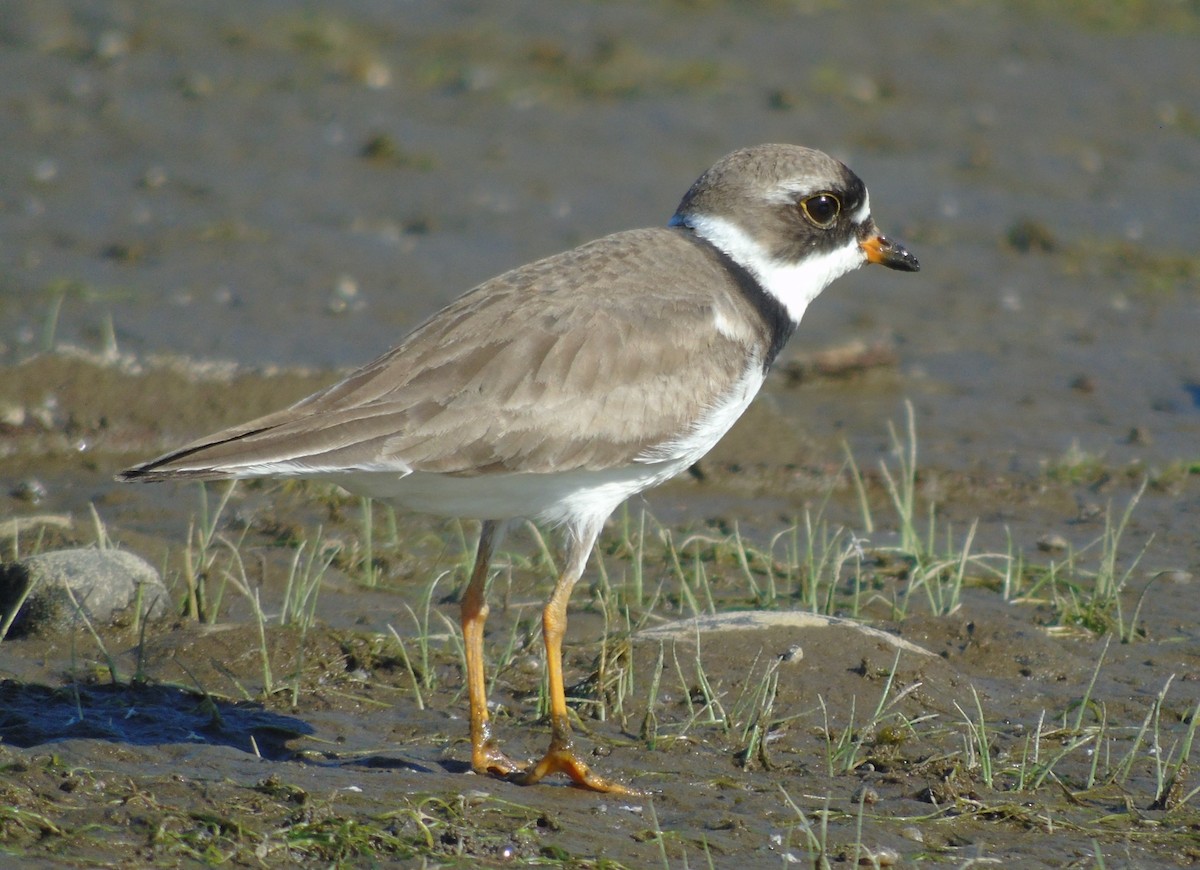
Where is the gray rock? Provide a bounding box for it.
[0,549,171,637]
[637,610,936,657]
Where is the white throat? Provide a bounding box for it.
[677,213,867,324]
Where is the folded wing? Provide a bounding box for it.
[119,228,762,482]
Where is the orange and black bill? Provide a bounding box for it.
[861,232,920,272]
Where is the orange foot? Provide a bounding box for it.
[509,743,640,795]
[472,741,527,780]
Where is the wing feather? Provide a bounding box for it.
[120,228,767,482]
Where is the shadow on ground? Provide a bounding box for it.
[0,679,311,759]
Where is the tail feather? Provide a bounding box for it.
[116,427,277,483]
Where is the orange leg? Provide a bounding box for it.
[461,520,524,778]
[511,516,639,795]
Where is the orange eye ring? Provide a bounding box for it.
[800,193,841,228]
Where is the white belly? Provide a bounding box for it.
[331,460,687,526]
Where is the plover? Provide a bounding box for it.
[119,144,919,793]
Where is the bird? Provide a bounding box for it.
[118,144,919,794]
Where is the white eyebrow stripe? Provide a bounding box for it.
[850,191,871,225]
[765,183,810,205]
[770,185,872,228]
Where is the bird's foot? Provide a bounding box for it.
[509,743,640,795]
[472,742,527,779]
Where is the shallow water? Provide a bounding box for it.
[1,1,1199,865]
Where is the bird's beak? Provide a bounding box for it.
[861,233,920,272]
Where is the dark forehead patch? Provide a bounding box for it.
[837,166,867,212]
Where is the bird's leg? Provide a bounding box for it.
[461,519,523,778]
[511,516,639,794]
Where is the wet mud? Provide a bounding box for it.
[2,1,1200,866]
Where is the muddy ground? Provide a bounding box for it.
[2,1,1199,867]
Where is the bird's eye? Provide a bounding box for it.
[800,193,841,228]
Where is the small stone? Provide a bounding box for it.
[179,72,214,99]
[10,479,47,503]
[1037,533,1069,553]
[514,654,541,675]
[94,29,130,61]
[851,783,879,805]
[1069,374,1096,394]
[140,165,168,189]
[1006,218,1057,253]
[780,644,804,663]
[1126,426,1152,445]
[32,158,58,184]
[859,846,899,866]
[326,275,365,315]
[766,88,798,111]
[351,57,391,89]
[359,134,433,169]
[0,404,25,427]
[0,549,170,637]
[845,73,881,104]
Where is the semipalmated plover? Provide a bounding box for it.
[120,144,919,793]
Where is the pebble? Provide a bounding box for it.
[851,783,879,805]
[858,846,899,866]
[780,644,804,663]
[326,275,366,315]
[1006,218,1058,253]
[10,479,47,504]
[0,548,170,637]
[1036,533,1069,553]
[1126,426,1152,446]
